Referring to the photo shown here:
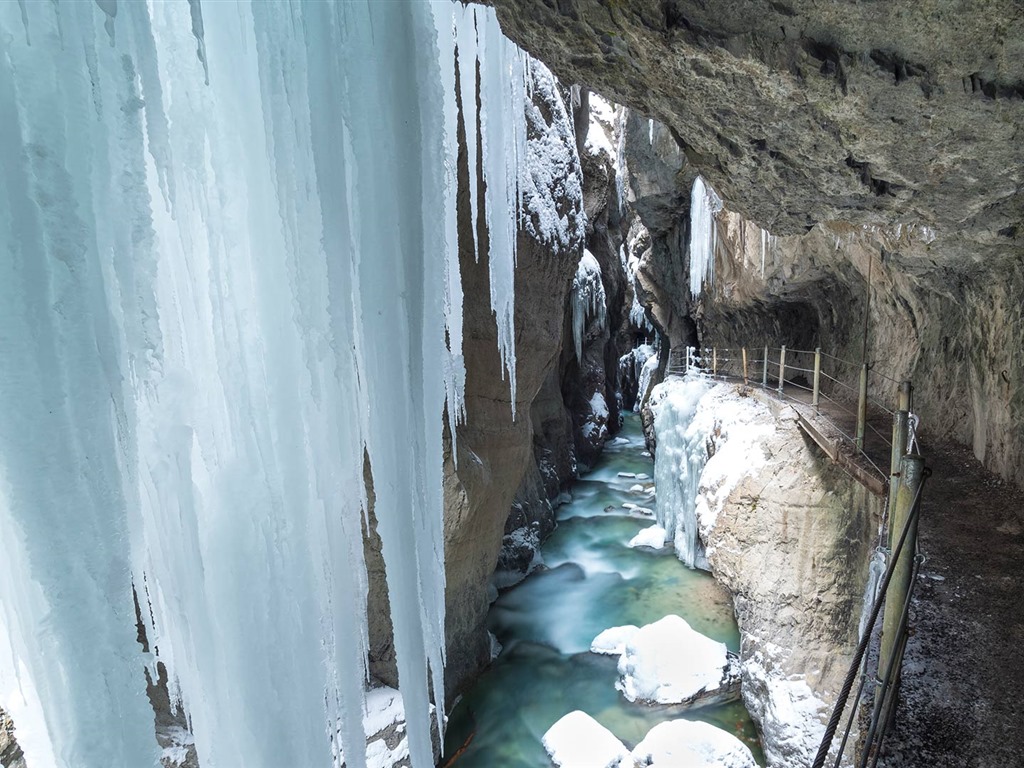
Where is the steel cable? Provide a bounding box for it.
[809,470,930,768]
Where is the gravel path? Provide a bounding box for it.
[879,440,1024,767]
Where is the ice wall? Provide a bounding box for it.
[649,375,714,569]
[0,3,524,767]
[689,176,723,298]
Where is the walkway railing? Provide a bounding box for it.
[667,345,912,486]
[667,343,925,767]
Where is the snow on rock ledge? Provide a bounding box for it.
[542,711,633,768]
[631,719,757,768]
[627,524,667,549]
[614,615,739,707]
[543,712,757,768]
[590,625,640,656]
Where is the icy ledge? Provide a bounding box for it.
[590,616,741,709]
[543,711,756,768]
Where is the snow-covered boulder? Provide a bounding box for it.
[542,711,634,768]
[590,625,640,656]
[630,720,756,768]
[616,615,740,707]
[628,524,667,549]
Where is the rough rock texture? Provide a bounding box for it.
[496,85,643,585]
[1,708,26,768]
[484,0,1024,487]
[488,0,1024,240]
[700,215,1024,487]
[694,386,881,767]
[439,58,584,698]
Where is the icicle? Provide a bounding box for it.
[95,0,116,45]
[858,550,887,641]
[759,228,774,278]
[16,0,29,44]
[455,3,480,262]
[648,117,654,144]
[477,8,523,413]
[0,2,528,767]
[186,0,209,85]
[571,250,607,363]
[688,175,723,298]
[435,5,465,459]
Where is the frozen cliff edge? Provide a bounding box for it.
[650,376,880,767]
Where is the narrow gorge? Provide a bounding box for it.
[0,2,1021,768]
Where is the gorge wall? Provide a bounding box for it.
[487,0,1024,487]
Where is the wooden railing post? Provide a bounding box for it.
[876,454,924,708]
[762,345,769,388]
[742,347,749,385]
[856,363,868,452]
[812,347,822,407]
[777,345,786,394]
[713,348,718,376]
[886,381,913,545]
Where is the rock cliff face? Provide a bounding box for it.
[653,380,881,766]
[1,709,26,768]
[485,0,1023,487]
[362,58,587,699]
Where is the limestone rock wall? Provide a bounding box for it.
[434,58,585,698]
[1,708,26,768]
[669,384,882,767]
[482,0,1023,486]
[488,0,1023,241]
[701,215,1024,486]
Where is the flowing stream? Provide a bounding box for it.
[444,414,764,766]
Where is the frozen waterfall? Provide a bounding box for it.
[650,376,714,569]
[571,250,607,363]
[688,175,723,298]
[0,3,525,768]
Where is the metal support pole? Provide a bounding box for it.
[812,347,822,407]
[713,348,718,376]
[886,381,913,546]
[856,363,868,452]
[876,454,924,712]
[742,347,749,385]
[777,345,786,394]
[762,345,769,388]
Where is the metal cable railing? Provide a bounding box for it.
[669,344,911,485]
[811,464,929,768]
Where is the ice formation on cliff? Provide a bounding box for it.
[689,176,723,298]
[0,2,526,767]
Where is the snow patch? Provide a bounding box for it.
[542,711,633,768]
[628,525,668,550]
[631,719,757,768]
[616,615,730,705]
[590,625,641,656]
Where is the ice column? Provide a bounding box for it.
[651,376,715,569]
[571,250,608,363]
[688,176,723,297]
[0,2,525,768]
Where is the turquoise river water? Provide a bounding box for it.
[443,414,765,766]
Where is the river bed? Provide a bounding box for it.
[443,414,764,766]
